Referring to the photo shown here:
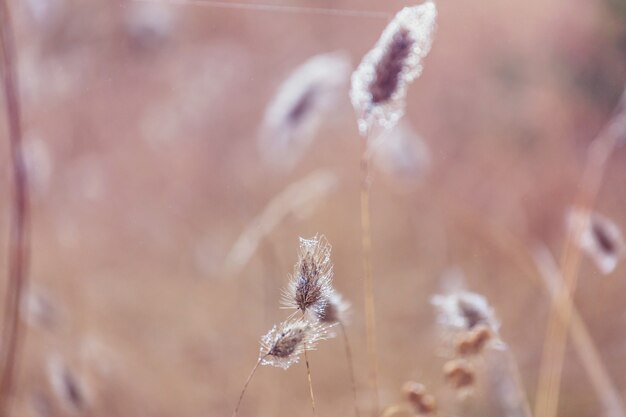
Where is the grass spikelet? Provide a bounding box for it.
[402,381,437,415]
[566,208,624,274]
[350,1,437,135]
[259,51,351,170]
[443,359,475,392]
[431,290,500,334]
[232,318,329,417]
[315,290,350,325]
[282,235,334,318]
[259,318,328,369]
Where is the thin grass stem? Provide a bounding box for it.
[0,1,30,415]
[446,198,623,417]
[534,95,625,417]
[304,347,316,417]
[361,146,380,416]
[339,321,360,417]
[231,357,264,417]
[130,0,391,19]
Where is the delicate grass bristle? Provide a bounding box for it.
[282,235,334,318]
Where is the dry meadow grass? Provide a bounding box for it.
[1,0,626,416]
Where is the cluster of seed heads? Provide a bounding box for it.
[259,235,349,369]
[432,287,502,393]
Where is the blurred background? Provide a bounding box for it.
[1,0,626,416]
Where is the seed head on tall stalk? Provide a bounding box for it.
[349,3,437,413]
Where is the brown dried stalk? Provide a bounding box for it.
[315,291,359,417]
[0,0,30,415]
[535,91,626,417]
[360,147,380,416]
[443,193,623,417]
[533,245,625,417]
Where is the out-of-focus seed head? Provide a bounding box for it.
[350,1,437,136]
[372,120,431,192]
[259,51,352,170]
[454,324,493,356]
[282,235,334,318]
[46,356,90,414]
[432,290,500,334]
[315,290,350,325]
[259,319,328,369]
[567,208,624,274]
[443,359,475,390]
[402,381,437,415]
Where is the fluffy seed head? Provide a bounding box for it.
[432,290,500,334]
[259,319,328,369]
[370,28,413,105]
[350,1,437,135]
[259,51,351,170]
[282,235,334,318]
[567,208,624,274]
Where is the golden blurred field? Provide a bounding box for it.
[1,0,626,416]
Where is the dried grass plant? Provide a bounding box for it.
[4,1,625,417]
[350,4,437,413]
[534,90,626,417]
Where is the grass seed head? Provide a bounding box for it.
[402,381,437,415]
[282,235,334,318]
[350,1,437,135]
[259,319,328,369]
[315,290,350,325]
[432,290,500,334]
[259,51,351,170]
[567,208,624,274]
